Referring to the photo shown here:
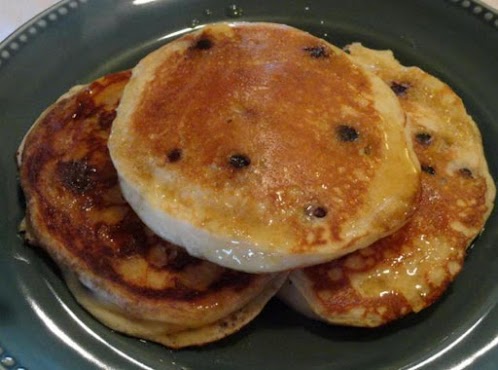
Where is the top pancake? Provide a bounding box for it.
[278,44,496,327]
[109,22,421,272]
[18,72,282,343]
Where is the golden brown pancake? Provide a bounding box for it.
[18,71,287,348]
[279,44,496,327]
[109,22,421,273]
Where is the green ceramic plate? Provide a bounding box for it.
[1,0,497,369]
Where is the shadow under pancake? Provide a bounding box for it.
[219,289,452,347]
[0,301,15,324]
[16,184,26,214]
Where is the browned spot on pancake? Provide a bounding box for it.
[72,93,97,120]
[57,160,96,193]
[99,110,117,130]
[24,148,53,185]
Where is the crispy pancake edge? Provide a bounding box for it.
[66,271,287,349]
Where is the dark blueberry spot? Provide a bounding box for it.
[303,46,329,58]
[193,38,213,50]
[57,160,96,193]
[306,205,328,218]
[421,164,436,175]
[415,132,432,146]
[229,154,251,168]
[459,168,473,178]
[337,125,359,142]
[167,148,182,163]
[390,82,409,96]
[313,207,328,218]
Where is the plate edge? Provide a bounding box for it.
[0,0,90,70]
[451,0,498,25]
[0,343,23,370]
[1,0,498,368]
[0,1,89,368]
[1,0,498,71]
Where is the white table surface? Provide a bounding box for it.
[2,0,498,42]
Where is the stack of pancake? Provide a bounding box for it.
[18,22,495,348]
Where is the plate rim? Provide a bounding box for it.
[2,0,498,65]
[1,0,498,369]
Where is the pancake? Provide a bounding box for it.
[279,44,496,327]
[18,71,287,348]
[109,22,421,273]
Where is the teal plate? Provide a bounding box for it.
[1,0,497,369]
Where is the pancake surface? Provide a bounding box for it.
[109,22,420,273]
[18,71,286,348]
[279,44,496,327]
